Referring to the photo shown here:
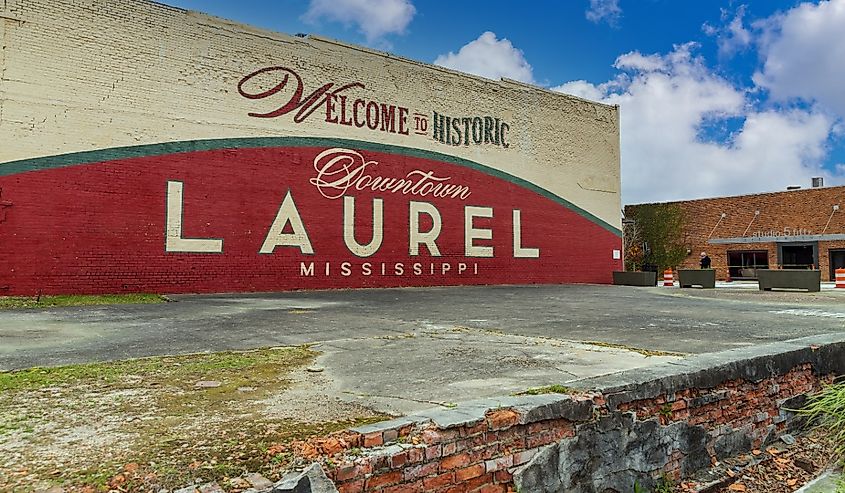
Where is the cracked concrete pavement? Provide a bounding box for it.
[2,284,844,414]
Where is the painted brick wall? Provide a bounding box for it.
[626,186,845,280]
[0,0,622,295]
[0,145,620,294]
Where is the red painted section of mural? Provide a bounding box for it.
[0,146,620,295]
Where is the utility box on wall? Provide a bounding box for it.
[0,0,622,295]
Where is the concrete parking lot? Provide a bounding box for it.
[2,284,844,414]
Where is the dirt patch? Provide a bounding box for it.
[0,347,387,492]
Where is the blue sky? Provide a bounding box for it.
[163,0,845,204]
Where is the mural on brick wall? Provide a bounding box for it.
[0,138,620,295]
[0,1,622,295]
[237,66,511,149]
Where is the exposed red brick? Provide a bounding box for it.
[440,453,471,471]
[398,424,415,437]
[423,471,456,489]
[460,433,489,450]
[487,409,520,431]
[362,431,383,448]
[425,444,443,460]
[484,455,513,473]
[407,447,425,463]
[468,446,501,463]
[382,480,424,493]
[512,449,537,466]
[526,432,557,449]
[389,450,408,469]
[338,431,363,448]
[422,428,461,444]
[463,421,489,436]
[494,469,513,483]
[365,470,402,490]
[336,479,364,493]
[335,462,370,482]
[463,472,495,491]
[403,461,439,481]
[455,464,485,481]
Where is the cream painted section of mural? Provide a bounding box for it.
[0,0,621,228]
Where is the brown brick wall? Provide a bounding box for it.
[281,365,832,492]
[626,186,845,280]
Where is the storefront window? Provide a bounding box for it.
[727,250,769,279]
[780,244,816,270]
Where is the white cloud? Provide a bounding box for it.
[553,44,841,204]
[553,80,606,102]
[614,51,667,72]
[586,0,622,26]
[703,5,752,56]
[753,0,845,118]
[303,0,415,42]
[433,31,535,84]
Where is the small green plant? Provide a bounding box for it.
[516,384,579,396]
[632,475,675,493]
[654,474,675,493]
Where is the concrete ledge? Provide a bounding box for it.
[575,333,845,410]
[348,333,845,441]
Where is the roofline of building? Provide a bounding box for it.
[626,184,845,209]
[147,0,618,112]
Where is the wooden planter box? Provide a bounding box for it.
[612,271,657,286]
[677,269,716,289]
[757,269,821,292]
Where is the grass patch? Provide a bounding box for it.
[580,340,686,358]
[799,381,845,463]
[0,346,313,392]
[0,346,389,492]
[516,384,580,396]
[0,293,166,310]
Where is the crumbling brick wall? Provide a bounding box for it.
[280,337,844,492]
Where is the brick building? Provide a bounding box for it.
[0,0,621,295]
[626,182,845,281]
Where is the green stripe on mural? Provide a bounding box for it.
[0,137,621,236]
